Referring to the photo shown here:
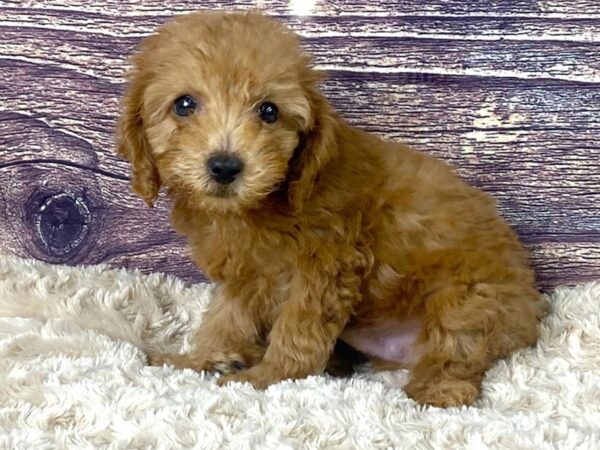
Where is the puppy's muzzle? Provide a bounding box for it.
[207,153,244,185]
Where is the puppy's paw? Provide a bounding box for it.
[211,354,247,375]
[146,350,247,375]
[217,364,282,390]
[404,378,480,408]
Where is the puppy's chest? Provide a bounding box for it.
[194,222,296,282]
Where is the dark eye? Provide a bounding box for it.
[257,102,279,124]
[173,95,198,117]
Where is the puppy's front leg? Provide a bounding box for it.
[218,265,360,389]
[148,285,265,375]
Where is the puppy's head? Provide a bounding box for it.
[117,11,335,213]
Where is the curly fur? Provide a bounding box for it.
[116,11,546,407]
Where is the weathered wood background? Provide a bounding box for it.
[0,0,598,291]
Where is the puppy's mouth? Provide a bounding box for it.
[203,183,235,199]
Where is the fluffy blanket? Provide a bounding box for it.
[0,255,598,449]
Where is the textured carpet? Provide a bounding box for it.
[0,255,598,449]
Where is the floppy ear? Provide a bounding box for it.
[287,85,338,211]
[117,72,161,207]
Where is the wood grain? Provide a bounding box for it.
[2,21,599,82]
[2,1,599,16]
[0,1,598,291]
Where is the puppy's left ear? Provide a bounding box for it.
[116,71,161,208]
[287,81,338,211]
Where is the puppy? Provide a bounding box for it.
[117,11,546,407]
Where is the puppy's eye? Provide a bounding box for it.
[257,102,279,124]
[173,95,198,117]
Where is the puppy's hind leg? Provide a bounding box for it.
[404,283,539,408]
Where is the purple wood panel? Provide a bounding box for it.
[0,1,599,290]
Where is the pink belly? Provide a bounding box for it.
[340,318,423,367]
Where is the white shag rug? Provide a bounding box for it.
[0,256,599,450]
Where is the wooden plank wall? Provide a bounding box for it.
[0,0,598,291]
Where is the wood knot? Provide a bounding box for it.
[29,192,91,259]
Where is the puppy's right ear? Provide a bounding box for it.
[117,71,161,207]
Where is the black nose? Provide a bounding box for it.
[206,153,244,185]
